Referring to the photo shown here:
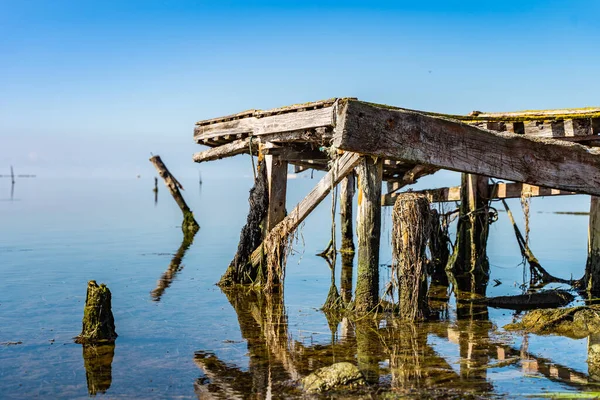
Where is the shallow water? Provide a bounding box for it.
[0,175,597,399]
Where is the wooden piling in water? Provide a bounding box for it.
[75,281,117,344]
[354,157,383,313]
[392,192,431,321]
[149,155,199,233]
[586,196,600,295]
[448,173,490,294]
[339,173,355,253]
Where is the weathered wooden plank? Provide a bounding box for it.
[249,152,361,267]
[265,155,288,231]
[194,107,335,142]
[262,146,328,161]
[474,107,600,119]
[382,182,575,206]
[334,100,600,196]
[192,137,258,163]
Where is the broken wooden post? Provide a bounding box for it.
[354,157,383,313]
[448,173,490,295]
[392,193,431,321]
[149,155,199,233]
[339,173,355,253]
[75,281,117,344]
[586,196,600,296]
[82,344,114,395]
[265,155,288,231]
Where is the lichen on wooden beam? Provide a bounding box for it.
[193,137,258,163]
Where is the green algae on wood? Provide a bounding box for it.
[75,281,117,344]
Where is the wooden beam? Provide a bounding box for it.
[383,182,575,206]
[249,152,361,267]
[194,106,335,143]
[262,146,328,161]
[193,137,257,163]
[265,155,288,231]
[334,100,600,196]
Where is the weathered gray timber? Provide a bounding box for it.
[354,157,383,313]
[150,155,199,232]
[333,100,600,196]
[265,155,288,231]
[193,137,257,163]
[339,173,355,252]
[384,182,575,206]
[586,196,600,295]
[249,152,361,268]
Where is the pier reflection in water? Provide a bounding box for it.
[192,287,600,399]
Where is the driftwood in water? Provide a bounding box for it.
[75,281,117,344]
[82,344,114,395]
[149,155,199,232]
[392,192,431,321]
[219,159,269,287]
[474,290,574,311]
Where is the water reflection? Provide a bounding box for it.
[82,344,115,396]
[193,288,600,398]
[151,230,197,301]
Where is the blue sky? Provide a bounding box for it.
[1,0,599,179]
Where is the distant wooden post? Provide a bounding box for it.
[586,196,600,295]
[149,155,199,232]
[265,155,288,231]
[339,173,355,253]
[75,281,117,344]
[354,157,383,313]
[449,173,490,295]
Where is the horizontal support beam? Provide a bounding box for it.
[382,182,576,206]
[250,152,361,267]
[262,146,329,161]
[193,137,257,163]
[334,100,600,196]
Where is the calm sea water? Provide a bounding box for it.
[0,174,596,399]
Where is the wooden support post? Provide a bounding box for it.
[150,155,199,232]
[354,157,383,313]
[392,193,431,321]
[75,281,117,344]
[265,155,288,231]
[449,174,490,297]
[339,173,355,253]
[340,253,354,305]
[586,196,600,295]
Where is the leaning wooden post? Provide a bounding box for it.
[75,281,117,344]
[354,157,383,313]
[448,173,490,295]
[586,196,600,296]
[265,155,288,231]
[149,155,199,233]
[339,173,355,253]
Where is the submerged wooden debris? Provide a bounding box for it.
[75,281,117,344]
[505,305,600,339]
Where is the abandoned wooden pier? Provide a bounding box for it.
[193,98,600,315]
